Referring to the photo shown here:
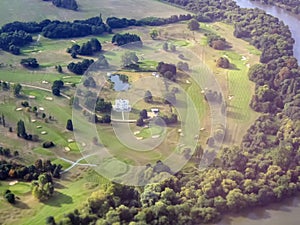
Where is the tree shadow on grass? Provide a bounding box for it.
[226,110,245,120]
[53,182,66,189]
[43,191,73,207]
[14,200,30,209]
[229,63,240,71]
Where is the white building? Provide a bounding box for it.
[113,99,131,112]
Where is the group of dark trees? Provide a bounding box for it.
[66,38,102,57]
[216,57,230,68]
[83,91,112,113]
[17,119,35,141]
[162,42,176,52]
[0,146,19,158]
[0,30,32,54]
[95,98,112,113]
[159,113,178,125]
[20,58,39,68]
[157,62,177,81]
[0,158,62,181]
[177,61,189,71]
[0,16,107,40]
[206,33,227,50]
[67,59,94,75]
[106,14,192,29]
[93,114,111,124]
[112,33,142,47]
[4,190,15,204]
[43,0,78,11]
[51,80,64,96]
[83,76,96,88]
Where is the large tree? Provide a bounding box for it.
[188,19,200,31]
[13,83,22,96]
[121,52,139,67]
[17,120,27,138]
[20,58,39,68]
[32,174,54,201]
[66,119,73,131]
[144,90,153,103]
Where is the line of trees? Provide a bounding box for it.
[112,33,142,47]
[67,59,94,75]
[106,14,192,29]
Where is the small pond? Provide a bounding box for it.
[110,74,130,91]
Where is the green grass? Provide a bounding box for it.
[171,40,190,47]
[0,70,63,83]
[51,159,72,170]
[138,60,158,71]
[19,178,99,225]
[0,182,31,195]
[136,125,164,138]
[68,142,80,152]
[247,46,261,55]
[33,147,55,157]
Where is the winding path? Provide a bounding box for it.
[60,153,98,174]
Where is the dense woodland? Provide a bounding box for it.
[251,0,300,15]
[45,0,300,224]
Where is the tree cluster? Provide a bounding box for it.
[0,30,32,54]
[1,16,107,39]
[112,33,142,47]
[106,14,192,29]
[52,80,64,96]
[20,58,39,68]
[66,38,102,57]
[67,59,94,75]
[0,158,63,181]
[157,62,177,81]
[216,57,230,68]
[206,33,227,50]
[32,173,54,201]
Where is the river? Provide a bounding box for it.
[216,1,300,224]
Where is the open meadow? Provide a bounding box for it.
[0,0,187,26]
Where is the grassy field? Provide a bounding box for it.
[0,0,187,26]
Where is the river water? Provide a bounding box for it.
[216,1,300,224]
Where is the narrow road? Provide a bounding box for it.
[20,83,71,100]
[60,153,98,174]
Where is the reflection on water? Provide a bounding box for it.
[216,195,300,225]
[110,74,130,91]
